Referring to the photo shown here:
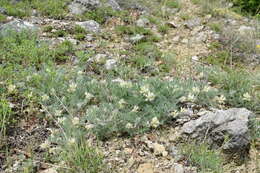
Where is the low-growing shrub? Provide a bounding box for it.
[0,98,12,140]
[180,142,224,173]
[231,0,260,15]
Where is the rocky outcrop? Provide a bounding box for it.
[75,20,100,33]
[0,19,39,36]
[68,0,121,15]
[181,108,255,156]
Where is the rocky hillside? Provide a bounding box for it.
[0,0,259,173]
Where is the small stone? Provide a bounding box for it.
[88,53,107,64]
[172,36,180,42]
[193,32,207,43]
[137,163,154,173]
[85,34,94,41]
[191,26,204,35]
[184,18,201,29]
[39,168,57,173]
[136,18,149,27]
[76,20,100,33]
[166,21,179,28]
[173,163,185,173]
[129,34,145,43]
[181,38,189,44]
[169,146,183,162]
[105,59,117,70]
[67,38,78,45]
[238,25,255,35]
[152,143,168,156]
[192,55,199,61]
[212,33,220,40]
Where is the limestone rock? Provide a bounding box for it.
[137,163,154,173]
[184,18,201,29]
[181,108,255,154]
[136,18,149,27]
[105,59,117,70]
[75,20,100,33]
[0,19,39,37]
[68,0,100,15]
[238,25,255,35]
[68,0,121,15]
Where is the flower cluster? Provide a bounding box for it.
[118,99,127,109]
[150,117,160,128]
[67,82,77,93]
[214,95,226,104]
[112,78,133,88]
[243,92,251,101]
[8,84,16,93]
[179,93,196,103]
[140,85,156,101]
[85,92,94,100]
[42,94,49,101]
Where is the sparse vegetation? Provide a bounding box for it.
[0,0,259,172]
[180,142,224,173]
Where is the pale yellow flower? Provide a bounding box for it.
[54,110,62,116]
[170,110,178,117]
[131,105,139,112]
[57,117,66,124]
[72,117,80,125]
[214,95,226,104]
[126,123,133,129]
[187,93,196,102]
[140,85,150,94]
[77,70,84,75]
[40,140,51,149]
[85,92,94,100]
[8,84,16,93]
[119,81,133,88]
[119,99,127,108]
[203,86,212,92]
[151,117,160,128]
[180,107,188,113]
[41,94,49,101]
[179,96,187,102]
[198,72,204,79]
[243,92,251,101]
[145,92,156,101]
[192,87,200,93]
[49,146,61,154]
[67,138,76,145]
[67,82,77,92]
[85,123,94,130]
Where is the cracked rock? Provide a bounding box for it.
[181,108,255,155]
[76,20,100,33]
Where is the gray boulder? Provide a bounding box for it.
[106,0,121,10]
[238,25,255,35]
[0,7,7,15]
[181,108,255,154]
[68,0,121,15]
[136,17,149,27]
[68,0,101,15]
[75,20,100,33]
[105,59,117,70]
[184,18,201,29]
[0,19,39,37]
